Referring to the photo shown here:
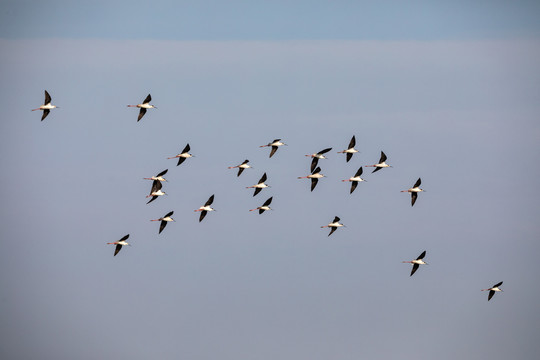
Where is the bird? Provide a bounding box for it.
[144,169,168,182]
[337,135,359,162]
[401,178,425,206]
[146,180,166,204]
[167,144,193,166]
[228,160,251,177]
[150,211,174,234]
[321,216,344,236]
[305,147,332,172]
[297,166,325,192]
[402,251,428,276]
[341,167,366,194]
[482,281,503,301]
[127,94,156,121]
[246,173,269,196]
[365,151,392,173]
[107,234,130,256]
[249,197,273,214]
[260,139,286,158]
[32,90,58,121]
[194,195,215,222]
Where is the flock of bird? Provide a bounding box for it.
[33,90,504,301]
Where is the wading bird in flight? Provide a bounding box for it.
[247,173,269,196]
[150,211,174,234]
[401,178,425,206]
[194,195,216,222]
[107,234,130,256]
[482,281,503,301]
[32,90,58,121]
[365,151,392,173]
[127,94,156,121]
[321,216,344,236]
[337,135,359,162]
[167,144,193,166]
[306,147,332,172]
[298,166,325,192]
[260,139,286,158]
[342,167,366,194]
[402,251,428,276]
[228,159,251,177]
[249,197,273,214]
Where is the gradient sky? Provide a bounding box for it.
[1,1,540,360]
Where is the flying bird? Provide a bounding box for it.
[402,250,428,276]
[228,159,251,177]
[401,178,425,206]
[321,216,344,236]
[305,147,332,172]
[260,139,286,158]
[32,90,58,121]
[246,173,269,196]
[146,179,166,204]
[167,143,193,166]
[365,151,392,173]
[249,197,273,214]
[150,211,174,234]
[127,94,156,121]
[341,167,366,194]
[482,281,503,301]
[107,234,130,256]
[337,135,359,162]
[297,166,325,192]
[194,194,215,222]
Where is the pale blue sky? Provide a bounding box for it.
[1,1,540,360]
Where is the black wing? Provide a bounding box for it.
[199,211,207,222]
[44,90,51,104]
[182,143,190,153]
[354,167,363,177]
[272,139,281,143]
[346,152,353,162]
[237,167,245,176]
[310,178,319,192]
[372,166,382,173]
[379,151,387,163]
[146,195,158,204]
[411,192,418,206]
[253,187,262,196]
[328,227,337,237]
[318,147,332,155]
[241,159,249,165]
[137,108,147,121]
[259,173,267,183]
[262,197,273,206]
[348,135,356,148]
[410,263,419,276]
[493,281,503,288]
[269,146,278,158]
[413,178,422,188]
[350,181,358,194]
[143,94,152,104]
[159,220,167,234]
[177,157,186,166]
[151,179,163,194]
[258,208,266,214]
[164,211,174,218]
[312,166,321,175]
[41,109,50,121]
[157,169,168,177]
[416,251,426,260]
[488,290,495,301]
[333,216,340,223]
[119,234,130,241]
[114,244,122,256]
[205,194,215,206]
[311,158,319,172]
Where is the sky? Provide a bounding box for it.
[1,1,540,359]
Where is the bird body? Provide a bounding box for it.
[107,234,130,256]
[127,94,156,121]
[32,90,58,121]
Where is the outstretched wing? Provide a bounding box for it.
[354,167,363,177]
[488,290,495,301]
[312,166,321,175]
[379,151,387,163]
[150,179,162,194]
[159,220,167,234]
[348,135,356,148]
[114,244,122,256]
[413,178,422,188]
[137,108,147,121]
[328,227,337,237]
[157,169,168,177]
[119,234,130,241]
[259,173,267,183]
[199,211,207,222]
[350,181,358,194]
[205,194,215,206]
[269,146,278,158]
[41,109,50,121]
[44,90,52,104]
[164,211,174,218]
[318,147,332,155]
[372,166,382,173]
[263,197,273,206]
[310,178,319,192]
[146,195,158,204]
[311,158,319,172]
[411,192,418,206]
[417,251,426,260]
[182,143,190,153]
[493,281,503,288]
[254,187,262,197]
[143,94,152,104]
[237,167,245,177]
[410,263,419,276]
[333,216,340,223]
[346,152,353,162]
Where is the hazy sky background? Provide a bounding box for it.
[1,1,540,359]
